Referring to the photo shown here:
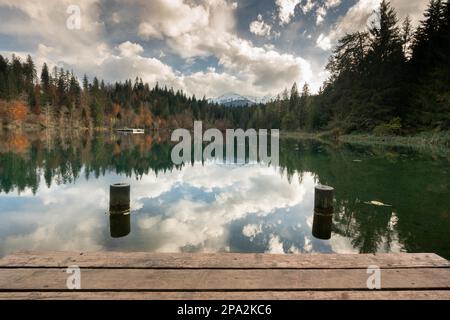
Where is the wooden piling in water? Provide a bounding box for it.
[312,185,334,240]
[109,212,131,238]
[109,183,130,213]
[312,212,333,240]
[314,185,334,214]
[109,183,131,238]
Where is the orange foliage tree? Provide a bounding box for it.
[0,100,28,124]
[138,105,153,128]
[33,86,42,115]
[6,133,30,153]
[112,103,122,117]
[109,103,122,128]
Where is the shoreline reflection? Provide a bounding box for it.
[0,131,449,259]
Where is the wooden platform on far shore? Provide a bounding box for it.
[0,251,449,300]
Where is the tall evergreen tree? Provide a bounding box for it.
[409,0,450,128]
[401,16,413,59]
[40,63,51,106]
[0,55,8,99]
[367,0,405,121]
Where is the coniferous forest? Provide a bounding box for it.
[0,0,449,136]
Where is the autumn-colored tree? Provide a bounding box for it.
[113,142,121,155]
[112,103,122,118]
[138,104,153,128]
[32,85,42,115]
[6,133,29,153]
[108,103,122,128]
[0,100,28,123]
[0,100,7,124]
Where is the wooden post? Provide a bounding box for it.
[312,185,334,240]
[314,184,334,214]
[312,212,333,240]
[109,212,131,238]
[109,183,130,213]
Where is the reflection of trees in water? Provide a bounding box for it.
[0,130,175,194]
[278,138,450,258]
[332,200,397,253]
[0,133,449,258]
[278,139,398,253]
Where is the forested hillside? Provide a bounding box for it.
[0,55,236,130]
[254,0,450,134]
[0,0,448,135]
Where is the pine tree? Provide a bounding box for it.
[409,0,450,129]
[369,0,402,63]
[40,63,51,105]
[82,75,89,92]
[24,55,36,90]
[289,82,299,112]
[299,83,310,129]
[412,0,443,69]
[0,55,8,99]
[401,16,413,59]
[367,0,405,122]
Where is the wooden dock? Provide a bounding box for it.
[0,251,449,300]
[116,128,144,134]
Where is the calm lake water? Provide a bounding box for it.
[0,131,449,259]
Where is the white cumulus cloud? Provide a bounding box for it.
[316,0,428,52]
[316,33,332,51]
[276,0,301,25]
[249,14,272,37]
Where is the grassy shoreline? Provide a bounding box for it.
[3,124,450,150]
[279,131,334,140]
[280,130,450,153]
[338,132,450,148]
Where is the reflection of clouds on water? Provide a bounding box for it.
[329,235,358,254]
[0,161,402,257]
[304,236,313,252]
[266,234,284,254]
[378,212,403,253]
[0,175,112,256]
[130,164,313,253]
[0,163,316,255]
[242,224,263,241]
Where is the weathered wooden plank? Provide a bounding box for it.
[1,251,448,269]
[0,268,449,290]
[1,290,450,300]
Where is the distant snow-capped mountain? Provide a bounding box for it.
[208,93,274,107]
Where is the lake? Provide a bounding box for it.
[0,130,449,259]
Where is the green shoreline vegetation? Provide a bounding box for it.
[281,131,450,157]
[0,1,449,149]
[339,131,450,147]
[280,130,450,147]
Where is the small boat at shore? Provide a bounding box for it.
[116,128,145,134]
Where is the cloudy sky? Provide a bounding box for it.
[0,0,428,98]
